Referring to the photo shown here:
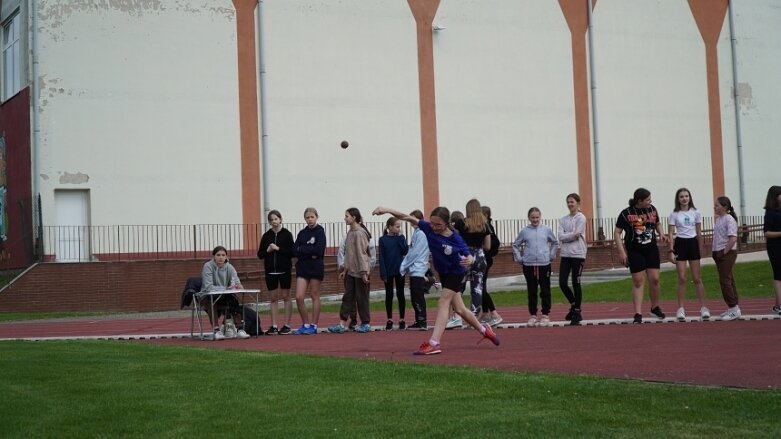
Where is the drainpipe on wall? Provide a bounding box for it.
[256,0,270,224]
[587,0,602,222]
[30,0,41,207]
[728,1,747,219]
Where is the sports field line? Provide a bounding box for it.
[3,313,777,341]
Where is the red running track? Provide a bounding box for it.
[2,298,779,389]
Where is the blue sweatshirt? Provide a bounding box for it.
[419,220,471,275]
[379,234,407,279]
[512,224,559,266]
[294,224,326,279]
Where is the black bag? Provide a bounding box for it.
[180,277,203,309]
[486,223,500,258]
[241,306,262,336]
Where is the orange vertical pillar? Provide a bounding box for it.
[559,0,596,223]
[689,0,729,199]
[408,0,441,215]
[233,0,262,251]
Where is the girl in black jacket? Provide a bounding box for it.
[257,210,295,335]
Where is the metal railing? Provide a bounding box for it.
[41,221,388,262]
[40,215,767,262]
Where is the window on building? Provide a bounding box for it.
[2,12,21,101]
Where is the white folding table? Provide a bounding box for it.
[191,288,261,340]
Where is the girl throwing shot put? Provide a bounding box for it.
[373,205,500,355]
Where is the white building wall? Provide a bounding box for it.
[434,1,577,221]
[36,1,243,226]
[594,0,721,219]
[730,0,781,216]
[263,0,421,223]
[31,0,781,230]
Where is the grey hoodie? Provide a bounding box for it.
[201,259,241,292]
[512,224,559,266]
[558,212,588,259]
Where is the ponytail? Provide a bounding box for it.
[716,196,738,221]
[629,188,651,207]
[360,223,372,240]
[727,206,737,222]
[346,207,372,240]
[383,217,398,236]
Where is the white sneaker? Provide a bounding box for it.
[538,315,551,327]
[676,307,686,321]
[445,316,463,329]
[236,329,250,339]
[700,307,711,320]
[722,306,741,321]
[527,316,538,327]
[213,330,226,341]
[224,321,238,338]
[489,315,504,327]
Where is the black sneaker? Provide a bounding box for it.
[633,313,643,324]
[570,309,582,326]
[385,319,393,330]
[565,305,575,321]
[278,325,292,335]
[348,320,357,331]
[264,326,279,335]
[407,321,427,330]
[398,320,406,330]
[650,306,666,320]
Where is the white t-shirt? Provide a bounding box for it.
[668,208,701,239]
[712,214,738,251]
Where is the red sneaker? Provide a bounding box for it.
[413,341,442,355]
[479,323,500,346]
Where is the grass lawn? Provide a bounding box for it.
[354,260,774,314]
[1,340,779,438]
[1,261,779,437]
[487,259,775,308]
[356,260,774,315]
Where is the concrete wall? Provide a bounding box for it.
[729,0,781,215]
[30,0,781,235]
[595,1,717,217]
[35,1,243,227]
[262,0,421,222]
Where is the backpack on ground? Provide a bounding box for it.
[241,306,262,336]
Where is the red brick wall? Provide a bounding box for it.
[0,87,34,269]
[2,241,765,314]
[0,257,348,313]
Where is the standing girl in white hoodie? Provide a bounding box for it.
[558,194,587,325]
[513,207,559,327]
